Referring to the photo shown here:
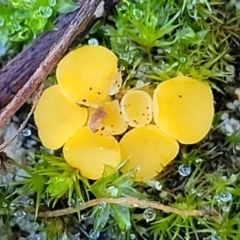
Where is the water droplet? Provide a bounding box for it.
[220,191,232,203]
[120,66,125,71]
[195,158,203,163]
[154,181,162,191]
[48,0,56,6]
[133,9,143,20]
[235,143,240,151]
[107,186,118,197]
[0,16,4,27]
[35,232,46,240]
[130,233,136,239]
[187,3,194,9]
[99,201,106,209]
[159,191,168,198]
[221,112,228,120]
[149,16,158,26]
[143,208,156,222]
[89,229,100,239]
[211,236,221,240]
[226,102,235,110]
[178,164,191,177]
[197,191,203,197]
[14,210,26,219]
[165,48,171,53]
[233,99,240,107]
[88,38,99,46]
[135,80,144,88]
[179,57,186,63]
[22,128,31,137]
[28,198,34,205]
[37,6,53,18]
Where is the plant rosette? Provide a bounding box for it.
[34,45,214,181]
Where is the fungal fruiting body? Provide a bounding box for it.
[63,126,121,180]
[34,44,215,181]
[120,125,179,181]
[153,76,214,144]
[120,90,153,127]
[56,45,119,107]
[34,85,87,150]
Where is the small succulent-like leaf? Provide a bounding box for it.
[111,204,131,230]
[94,204,111,231]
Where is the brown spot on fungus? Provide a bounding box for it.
[56,45,118,107]
[99,100,128,135]
[120,90,153,127]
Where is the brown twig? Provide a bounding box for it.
[36,197,218,218]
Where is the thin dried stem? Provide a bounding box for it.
[36,197,218,218]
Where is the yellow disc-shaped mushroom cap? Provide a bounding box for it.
[153,76,214,144]
[34,85,88,150]
[120,90,153,127]
[56,45,118,107]
[63,126,121,180]
[120,125,179,181]
[101,100,128,135]
[87,100,127,135]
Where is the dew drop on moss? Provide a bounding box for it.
[130,233,136,239]
[220,191,232,203]
[211,237,221,240]
[88,38,99,46]
[178,164,191,177]
[14,210,26,219]
[22,128,31,137]
[133,9,143,20]
[143,208,156,222]
[89,229,100,240]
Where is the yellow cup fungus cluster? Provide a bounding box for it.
[34,45,214,181]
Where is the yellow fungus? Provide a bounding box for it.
[88,100,128,135]
[101,100,128,135]
[108,70,122,96]
[34,85,87,150]
[56,45,118,107]
[234,88,240,100]
[153,76,214,144]
[120,125,179,181]
[63,126,121,180]
[120,90,153,127]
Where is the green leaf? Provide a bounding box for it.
[47,176,73,198]
[94,204,111,231]
[55,0,78,14]
[111,204,131,230]
[90,165,119,198]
